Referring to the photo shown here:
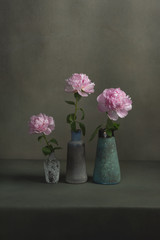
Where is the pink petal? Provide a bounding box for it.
[78,90,88,97]
[48,117,54,126]
[38,113,44,119]
[82,83,95,93]
[124,103,132,111]
[65,85,74,92]
[44,128,52,135]
[117,109,128,118]
[49,124,55,131]
[108,111,119,121]
[97,103,108,112]
[97,93,105,104]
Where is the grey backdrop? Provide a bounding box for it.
[0,0,160,164]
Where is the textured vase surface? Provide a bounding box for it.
[66,130,87,183]
[93,129,121,184]
[44,152,60,183]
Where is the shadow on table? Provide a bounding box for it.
[0,173,93,184]
[0,173,45,183]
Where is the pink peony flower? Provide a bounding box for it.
[29,113,55,135]
[97,88,132,121]
[65,73,95,97]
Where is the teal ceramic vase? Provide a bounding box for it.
[93,129,121,184]
[66,130,87,184]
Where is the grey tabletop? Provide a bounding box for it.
[0,159,160,240]
[0,159,160,209]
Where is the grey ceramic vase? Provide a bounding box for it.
[93,129,121,184]
[66,130,87,184]
[44,152,60,183]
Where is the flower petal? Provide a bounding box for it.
[97,93,105,104]
[97,103,108,112]
[108,111,119,121]
[48,117,54,125]
[29,113,55,135]
[65,85,74,92]
[78,90,88,97]
[117,109,128,118]
[44,128,52,135]
[82,83,95,93]
[65,73,94,96]
[124,103,132,111]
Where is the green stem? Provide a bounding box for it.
[43,133,54,152]
[105,121,108,130]
[105,112,108,130]
[42,133,50,147]
[106,117,111,129]
[74,98,78,127]
[105,112,111,130]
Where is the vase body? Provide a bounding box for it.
[93,129,121,184]
[44,152,60,183]
[66,130,87,183]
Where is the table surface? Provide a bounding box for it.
[0,159,160,209]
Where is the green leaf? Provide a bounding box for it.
[106,129,112,137]
[49,138,58,145]
[78,122,86,136]
[38,135,44,142]
[106,118,120,131]
[113,122,120,130]
[66,113,75,123]
[42,146,52,156]
[106,118,114,129]
[89,124,102,141]
[49,144,54,152]
[71,121,77,132]
[80,108,85,120]
[53,147,62,151]
[74,92,82,102]
[65,100,75,105]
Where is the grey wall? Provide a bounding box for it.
[0,0,160,163]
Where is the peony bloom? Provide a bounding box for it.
[97,88,132,121]
[29,113,55,135]
[65,73,95,97]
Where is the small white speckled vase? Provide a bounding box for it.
[44,152,60,183]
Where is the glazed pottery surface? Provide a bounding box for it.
[93,129,121,184]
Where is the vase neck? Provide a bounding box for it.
[48,151,55,161]
[71,130,81,141]
[98,128,114,138]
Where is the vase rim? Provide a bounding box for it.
[71,129,81,141]
[98,128,115,138]
[48,151,56,161]
[71,129,81,133]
